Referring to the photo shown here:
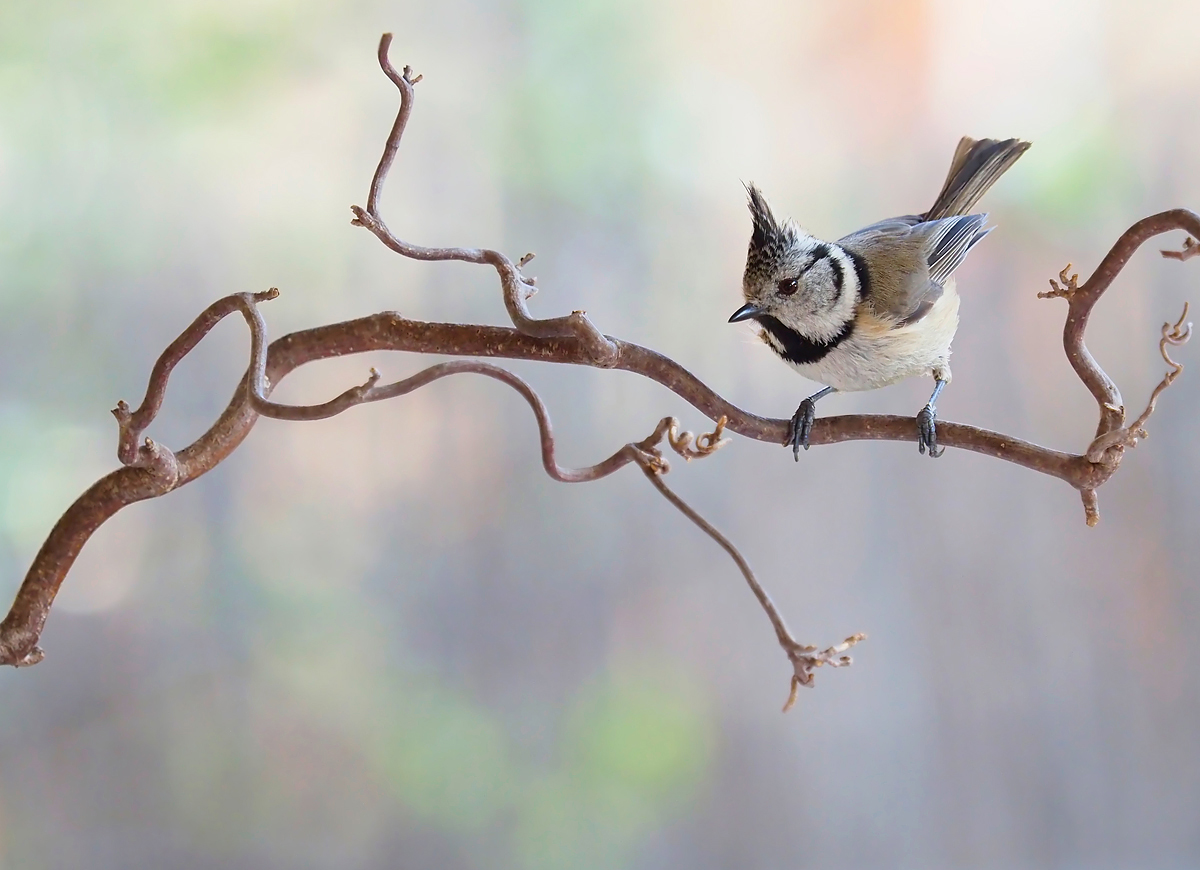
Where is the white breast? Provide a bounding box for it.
[782,281,961,391]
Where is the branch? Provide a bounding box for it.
[639,465,864,710]
[1038,220,1198,520]
[349,33,617,366]
[2,36,1195,712]
[239,289,864,705]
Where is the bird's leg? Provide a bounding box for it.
[789,386,836,461]
[917,377,947,458]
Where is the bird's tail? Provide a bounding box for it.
[924,137,1030,220]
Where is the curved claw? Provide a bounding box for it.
[789,399,818,461]
[917,404,944,458]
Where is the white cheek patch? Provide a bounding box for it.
[790,249,861,343]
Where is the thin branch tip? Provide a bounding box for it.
[377,34,396,70]
[782,633,866,712]
[1161,236,1198,261]
[636,444,861,706]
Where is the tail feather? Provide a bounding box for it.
[924,137,1030,220]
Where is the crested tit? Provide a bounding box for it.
[729,137,1030,459]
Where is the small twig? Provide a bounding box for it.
[1080,488,1101,529]
[1085,302,1192,462]
[350,34,618,365]
[1161,236,1198,261]
[780,635,867,713]
[636,453,863,711]
[364,34,421,218]
[1038,263,1081,300]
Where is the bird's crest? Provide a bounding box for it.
[743,183,799,286]
[745,182,780,250]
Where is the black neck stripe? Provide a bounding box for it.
[828,256,844,293]
[757,314,854,365]
[844,248,871,302]
[798,245,830,279]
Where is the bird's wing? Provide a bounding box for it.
[922,213,991,285]
[833,135,1027,325]
[839,213,990,326]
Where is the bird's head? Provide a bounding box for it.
[730,184,850,338]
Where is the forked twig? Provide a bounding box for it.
[1038,263,1081,301]
[640,462,865,711]
[1162,236,1198,261]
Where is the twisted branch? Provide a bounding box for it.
[2,36,1196,711]
[1039,229,1197,521]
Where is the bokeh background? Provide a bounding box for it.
[2,0,1199,867]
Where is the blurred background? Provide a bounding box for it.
[1,0,1198,867]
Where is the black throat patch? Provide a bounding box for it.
[756,315,854,365]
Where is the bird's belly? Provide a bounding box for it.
[787,294,960,391]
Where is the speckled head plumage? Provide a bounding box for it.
[744,183,798,284]
[739,183,862,342]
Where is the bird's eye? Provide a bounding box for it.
[777,277,799,296]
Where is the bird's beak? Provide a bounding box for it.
[728,303,764,323]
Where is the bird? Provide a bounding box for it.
[729,136,1030,460]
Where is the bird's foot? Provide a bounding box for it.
[788,399,818,461]
[916,404,944,458]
